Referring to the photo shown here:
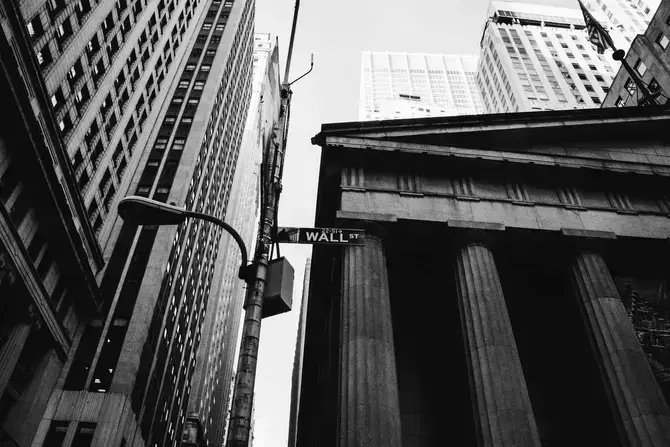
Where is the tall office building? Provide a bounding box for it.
[584,0,661,47]
[183,32,281,447]
[1,0,256,444]
[0,3,102,445]
[359,52,484,121]
[476,1,618,112]
[287,258,311,447]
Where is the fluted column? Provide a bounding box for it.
[0,305,40,399]
[570,250,670,445]
[339,233,401,447]
[454,241,540,447]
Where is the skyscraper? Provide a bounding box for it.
[359,52,484,121]
[0,0,256,444]
[287,258,311,447]
[476,0,617,112]
[0,4,102,444]
[184,32,281,447]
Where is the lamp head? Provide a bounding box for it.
[118,196,187,226]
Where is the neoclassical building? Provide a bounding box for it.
[298,106,670,446]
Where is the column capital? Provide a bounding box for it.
[560,228,617,253]
[447,220,505,250]
[0,250,17,290]
[26,303,43,331]
[354,220,389,241]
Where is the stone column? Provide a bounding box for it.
[338,231,401,447]
[570,250,670,445]
[454,241,540,447]
[0,305,40,399]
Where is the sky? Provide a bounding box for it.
[251,0,578,445]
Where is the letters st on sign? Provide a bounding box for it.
[274,227,365,246]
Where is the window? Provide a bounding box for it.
[185,64,196,71]
[44,421,69,446]
[565,52,574,58]
[178,80,189,89]
[656,33,669,50]
[55,18,73,48]
[591,96,601,104]
[171,138,186,151]
[625,78,636,94]
[72,422,96,447]
[187,98,198,105]
[201,65,211,72]
[193,81,205,90]
[86,34,100,59]
[26,15,44,38]
[102,12,115,36]
[634,59,647,76]
[615,96,625,107]
[67,59,84,86]
[50,86,65,109]
[649,78,661,93]
[37,44,53,69]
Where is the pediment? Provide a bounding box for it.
[313,106,670,157]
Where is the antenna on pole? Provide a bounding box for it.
[283,0,300,84]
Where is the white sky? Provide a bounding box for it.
[252,0,577,445]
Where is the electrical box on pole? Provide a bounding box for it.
[263,257,294,318]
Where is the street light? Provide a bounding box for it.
[118,195,253,281]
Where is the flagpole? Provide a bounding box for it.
[611,50,659,106]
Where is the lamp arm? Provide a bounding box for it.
[185,210,250,281]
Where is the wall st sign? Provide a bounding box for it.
[274,227,365,245]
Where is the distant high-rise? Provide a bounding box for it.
[0,0,257,443]
[184,32,281,447]
[287,258,311,447]
[476,0,617,112]
[359,52,484,121]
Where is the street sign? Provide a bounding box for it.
[274,227,365,245]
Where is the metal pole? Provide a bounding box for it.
[226,1,301,444]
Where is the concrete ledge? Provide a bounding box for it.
[336,210,398,222]
[447,220,506,231]
[561,228,617,239]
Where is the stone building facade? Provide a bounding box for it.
[301,107,670,446]
[603,0,670,107]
